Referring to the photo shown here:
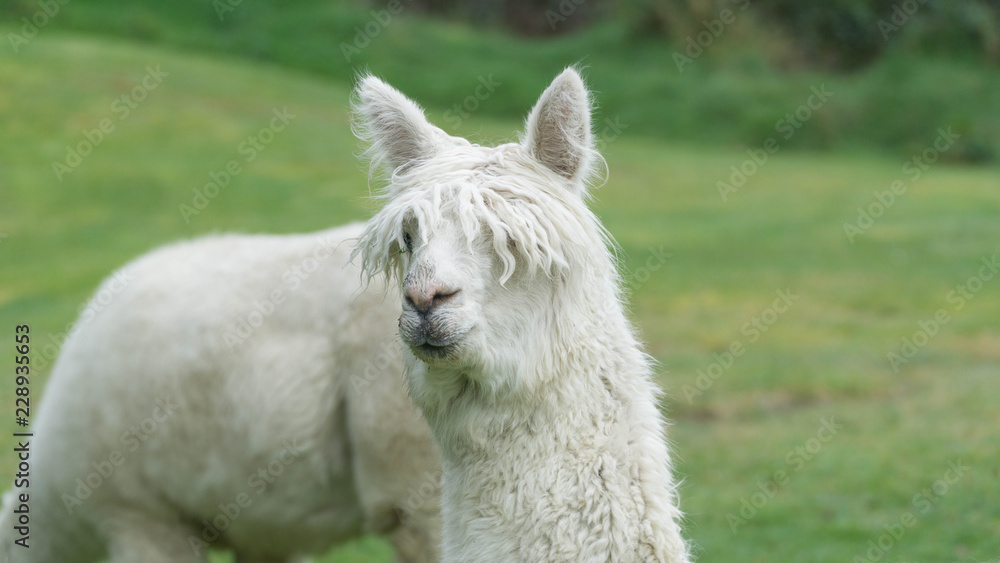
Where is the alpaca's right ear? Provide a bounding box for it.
[522,67,595,188]
[352,75,446,174]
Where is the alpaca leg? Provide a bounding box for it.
[342,341,442,562]
[102,512,205,563]
[390,508,442,563]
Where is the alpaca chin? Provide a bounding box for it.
[407,341,462,363]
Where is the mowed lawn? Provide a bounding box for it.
[1,31,998,562]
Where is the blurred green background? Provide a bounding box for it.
[1,0,998,561]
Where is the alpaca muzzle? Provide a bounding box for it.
[398,307,468,362]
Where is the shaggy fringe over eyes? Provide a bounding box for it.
[352,145,615,288]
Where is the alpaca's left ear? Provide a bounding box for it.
[352,74,449,175]
[522,68,594,189]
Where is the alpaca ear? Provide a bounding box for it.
[352,74,446,174]
[522,68,594,186]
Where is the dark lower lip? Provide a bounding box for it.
[410,342,457,360]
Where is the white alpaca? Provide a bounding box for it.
[352,69,692,562]
[0,224,441,562]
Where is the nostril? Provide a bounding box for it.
[405,285,459,314]
[404,288,430,314]
[433,288,460,305]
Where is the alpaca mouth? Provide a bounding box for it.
[399,311,468,362]
[411,341,457,360]
[406,334,462,362]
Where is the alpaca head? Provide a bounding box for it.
[353,69,615,391]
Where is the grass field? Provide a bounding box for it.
[1,28,998,562]
[5,0,1000,159]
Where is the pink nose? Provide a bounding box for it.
[404,284,459,314]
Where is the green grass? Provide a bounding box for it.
[3,0,1000,160]
[1,30,999,562]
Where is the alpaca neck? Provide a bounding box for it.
[408,276,687,559]
[423,317,654,463]
[415,315,687,561]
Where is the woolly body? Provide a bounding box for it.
[1,223,441,562]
